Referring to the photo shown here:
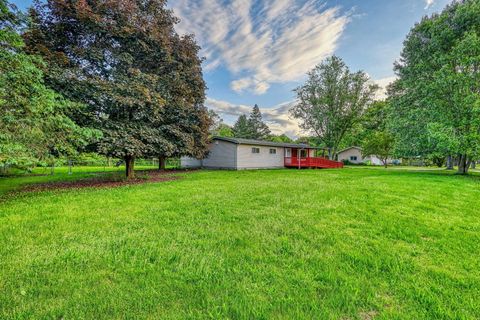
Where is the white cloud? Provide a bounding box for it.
[230,78,270,95]
[424,0,435,9]
[171,0,350,95]
[206,98,302,137]
[373,76,397,100]
[207,75,395,137]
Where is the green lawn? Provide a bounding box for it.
[0,168,479,319]
[0,165,156,196]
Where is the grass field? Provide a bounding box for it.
[1,168,479,319]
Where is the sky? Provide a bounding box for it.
[12,0,452,137]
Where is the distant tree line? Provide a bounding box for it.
[289,0,480,174]
[209,104,294,143]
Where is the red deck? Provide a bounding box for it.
[284,157,344,169]
[283,147,343,169]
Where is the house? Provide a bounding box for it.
[181,137,344,170]
[337,146,365,164]
[337,146,400,165]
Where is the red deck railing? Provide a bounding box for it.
[284,157,344,169]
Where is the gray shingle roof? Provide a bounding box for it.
[212,136,313,148]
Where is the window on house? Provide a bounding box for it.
[300,150,307,158]
[252,147,260,154]
[269,148,277,154]
[350,156,358,161]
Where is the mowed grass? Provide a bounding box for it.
[0,165,156,196]
[0,168,479,319]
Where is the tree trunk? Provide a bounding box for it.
[446,155,454,170]
[158,156,166,171]
[457,154,469,175]
[125,156,135,179]
[471,161,476,169]
[383,159,388,168]
[328,148,336,160]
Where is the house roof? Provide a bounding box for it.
[337,146,363,154]
[212,136,314,149]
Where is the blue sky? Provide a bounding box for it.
[12,0,451,137]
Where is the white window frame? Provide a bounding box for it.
[269,148,277,155]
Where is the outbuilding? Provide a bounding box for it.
[337,146,400,165]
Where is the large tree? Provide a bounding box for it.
[389,0,480,174]
[291,56,378,159]
[232,114,252,139]
[362,131,395,168]
[248,104,271,140]
[232,105,271,140]
[25,0,210,178]
[0,0,96,170]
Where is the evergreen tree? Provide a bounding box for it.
[233,114,252,138]
[25,0,210,178]
[248,104,271,140]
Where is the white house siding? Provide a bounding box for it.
[369,155,400,166]
[369,156,383,166]
[236,145,285,169]
[338,148,364,164]
[180,157,202,168]
[202,140,237,169]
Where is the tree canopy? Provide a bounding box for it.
[248,104,271,140]
[232,104,271,140]
[362,131,395,168]
[0,0,97,170]
[24,0,211,178]
[209,110,234,137]
[389,0,480,174]
[232,115,251,139]
[291,56,378,159]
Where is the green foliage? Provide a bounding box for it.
[233,105,271,140]
[340,101,390,150]
[291,56,378,159]
[248,104,271,140]
[233,114,252,138]
[25,0,211,177]
[269,134,294,143]
[216,124,234,137]
[209,110,234,137]
[362,131,395,168]
[389,0,480,174]
[1,168,480,318]
[0,0,98,169]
